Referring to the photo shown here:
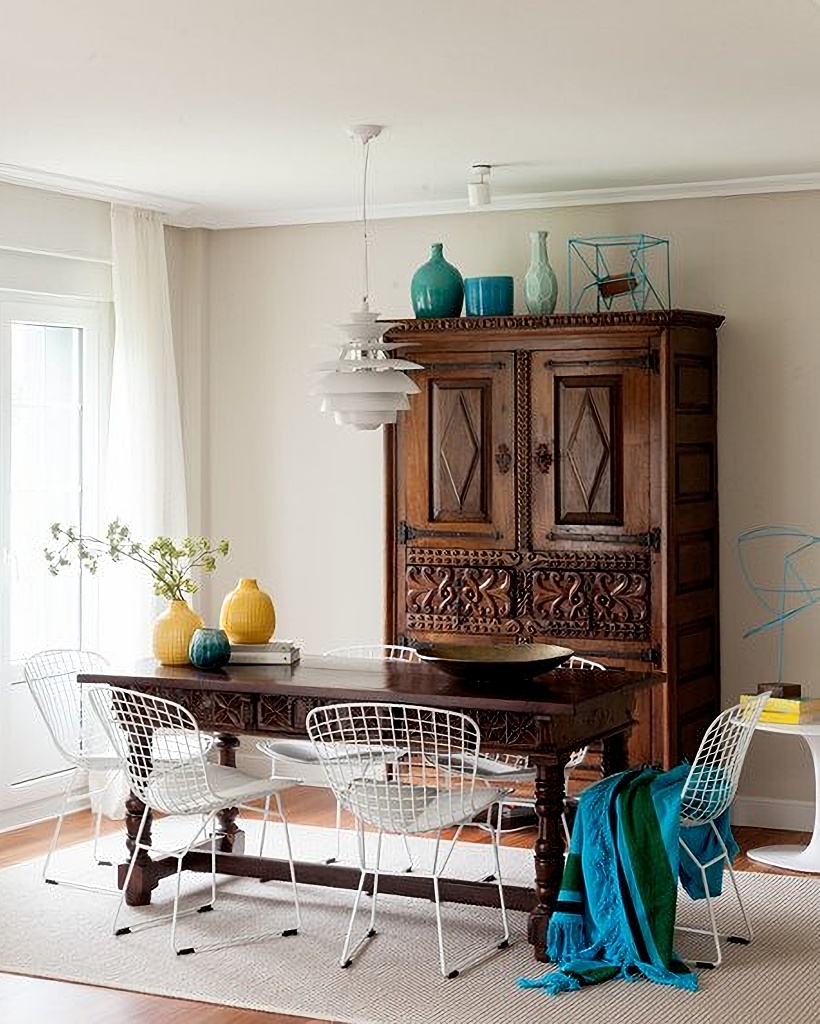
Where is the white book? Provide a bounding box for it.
[230,640,300,653]
[229,640,301,665]
[230,648,301,665]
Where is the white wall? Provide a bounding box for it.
[169,190,820,822]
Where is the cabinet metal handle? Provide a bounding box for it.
[495,443,512,475]
[534,442,553,475]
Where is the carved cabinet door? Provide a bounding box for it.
[396,352,515,549]
[527,346,657,656]
[393,353,516,643]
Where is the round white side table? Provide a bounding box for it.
[747,721,820,873]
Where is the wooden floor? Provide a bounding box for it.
[0,786,813,1024]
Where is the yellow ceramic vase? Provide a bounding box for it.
[153,600,205,666]
[219,578,276,644]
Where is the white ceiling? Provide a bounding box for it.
[3,0,820,227]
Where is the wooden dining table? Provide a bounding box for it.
[79,654,662,960]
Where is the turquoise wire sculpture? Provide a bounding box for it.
[567,234,670,314]
[737,525,820,683]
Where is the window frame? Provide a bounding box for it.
[0,294,110,687]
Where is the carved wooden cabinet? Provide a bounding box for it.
[385,310,723,767]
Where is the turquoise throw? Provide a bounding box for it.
[518,764,737,995]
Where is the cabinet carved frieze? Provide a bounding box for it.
[406,547,520,567]
[404,549,650,640]
[406,565,512,620]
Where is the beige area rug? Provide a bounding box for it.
[1,820,819,1024]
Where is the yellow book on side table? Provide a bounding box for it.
[741,694,820,724]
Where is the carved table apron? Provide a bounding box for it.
[79,656,660,961]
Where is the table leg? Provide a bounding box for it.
[528,758,566,960]
[119,789,169,906]
[601,729,629,777]
[748,733,820,872]
[213,731,245,854]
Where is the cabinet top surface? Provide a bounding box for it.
[385,308,723,338]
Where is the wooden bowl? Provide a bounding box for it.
[416,643,573,682]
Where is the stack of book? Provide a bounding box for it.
[229,640,301,665]
[741,693,820,724]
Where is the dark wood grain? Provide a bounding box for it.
[385,310,723,768]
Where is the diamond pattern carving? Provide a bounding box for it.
[439,393,480,509]
[566,391,610,512]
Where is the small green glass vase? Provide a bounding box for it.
[410,242,464,318]
[524,230,558,315]
[189,627,232,670]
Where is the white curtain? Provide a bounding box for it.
[93,206,189,816]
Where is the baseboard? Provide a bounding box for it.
[0,793,90,835]
[733,795,815,832]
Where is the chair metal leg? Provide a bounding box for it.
[432,827,512,979]
[327,798,343,864]
[116,801,302,955]
[675,831,753,966]
[43,768,120,895]
[257,794,272,856]
[400,833,414,873]
[275,791,302,931]
[340,828,381,968]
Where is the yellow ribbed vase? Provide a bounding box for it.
[219,578,276,644]
[152,600,205,666]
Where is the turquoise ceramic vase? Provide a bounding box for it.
[524,230,558,315]
[189,627,232,670]
[410,242,464,318]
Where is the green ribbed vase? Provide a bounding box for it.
[524,230,558,315]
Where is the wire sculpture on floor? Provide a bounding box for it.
[737,525,820,682]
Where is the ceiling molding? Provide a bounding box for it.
[0,162,202,219]
[169,171,820,230]
[1,161,819,230]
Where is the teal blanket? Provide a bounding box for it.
[518,763,737,995]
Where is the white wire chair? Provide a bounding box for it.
[24,649,216,895]
[675,690,771,969]
[88,685,302,955]
[23,650,127,894]
[429,655,605,874]
[256,644,421,867]
[306,701,512,978]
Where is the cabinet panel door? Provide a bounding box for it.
[396,353,514,549]
[531,349,653,546]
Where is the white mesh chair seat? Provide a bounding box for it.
[89,685,302,956]
[145,763,296,816]
[430,752,536,783]
[345,779,507,834]
[256,644,421,868]
[306,701,511,978]
[674,691,771,968]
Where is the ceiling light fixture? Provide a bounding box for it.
[467,163,492,208]
[315,124,422,430]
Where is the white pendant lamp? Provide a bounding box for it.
[315,125,422,430]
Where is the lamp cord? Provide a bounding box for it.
[361,138,371,308]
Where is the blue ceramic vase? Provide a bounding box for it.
[410,242,464,318]
[189,628,232,670]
